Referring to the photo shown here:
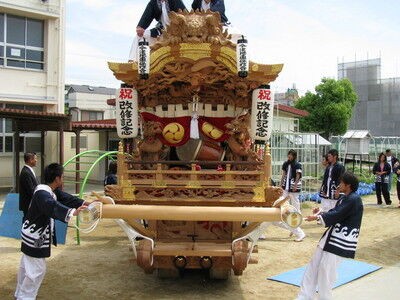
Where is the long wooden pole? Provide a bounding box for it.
[101,205,282,222]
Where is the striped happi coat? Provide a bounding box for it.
[319,192,363,258]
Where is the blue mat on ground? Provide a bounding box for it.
[268,259,381,288]
[0,193,68,244]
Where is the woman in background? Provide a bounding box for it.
[372,153,391,205]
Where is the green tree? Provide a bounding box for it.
[295,78,357,139]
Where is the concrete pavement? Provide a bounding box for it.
[333,263,400,299]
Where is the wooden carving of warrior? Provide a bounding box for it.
[138,120,165,168]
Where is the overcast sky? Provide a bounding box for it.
[66,0,400,95]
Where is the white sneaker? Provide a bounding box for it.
[259,234,266,240]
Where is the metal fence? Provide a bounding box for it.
[331,136,400,162]
[270,132,326,193]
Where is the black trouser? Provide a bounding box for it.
[397,181,400,202]
[375,182,391,205]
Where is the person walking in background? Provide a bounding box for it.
[279,149,306,242]
[104,161,118,186]
[319,149,345,212]
[385,149,398,192]
[19,153,39,222]
[394,162,400,208]
[297,172,364,300]
[372,153,392,205]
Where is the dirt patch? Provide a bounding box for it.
[1,194,399,299]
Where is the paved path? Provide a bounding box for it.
[333,263,400,299]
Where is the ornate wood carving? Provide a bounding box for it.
[108,11,283,110]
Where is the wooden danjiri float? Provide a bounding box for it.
[82,10,302,279]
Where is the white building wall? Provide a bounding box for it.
[273,114,298,133]
[0,0,65,187]
[67,91,116,120]
[0,0,65,112]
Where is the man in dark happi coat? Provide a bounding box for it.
[298,172,363,300]
[319,149,345,212]
[129,0,187,60]
[191,0,229,25]
[15,163,89,300]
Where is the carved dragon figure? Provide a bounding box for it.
[153,10,233,48]
[225,114,261,169]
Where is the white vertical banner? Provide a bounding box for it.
[115,88,138,139]
[251,86,275,141]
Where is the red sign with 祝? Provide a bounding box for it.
[116,88,138,138]
[251,87,275,141]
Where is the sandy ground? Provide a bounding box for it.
[1,194,399,300]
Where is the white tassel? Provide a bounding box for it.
[190,95,200,139]
[190,113,199,139]
[139,115,144,140]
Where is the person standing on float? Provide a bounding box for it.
[191,0,243,43]
[129,0,187,61]
[191,0,229,25]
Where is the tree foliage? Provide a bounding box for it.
[294,78,357,139]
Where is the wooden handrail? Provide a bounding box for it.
[124,160,263,166]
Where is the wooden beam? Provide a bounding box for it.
[153,242,232,257]
[14,122,20,193]
[59,123,64,164]
[101,205,282,222]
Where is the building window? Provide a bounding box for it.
[70,109,79,122]
[0,104,43,153]
[0,14,4,66]
[1,14,44,70]
[5,136,13,152]
[5,103,43,111]
[81,110,103,121]
[71,136,88,149]
[26,137,41,153]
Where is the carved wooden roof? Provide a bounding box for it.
[108,11,283,109]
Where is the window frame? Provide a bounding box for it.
[1,14,45,71]
[80,110,104,121]
[0,104,43,154]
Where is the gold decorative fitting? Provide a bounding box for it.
[221,181,235,189]
[186,181,202,188]
[121,179,131,187]
[122,188,135,200]
[153,181,167,188]
[252,186,265,202]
